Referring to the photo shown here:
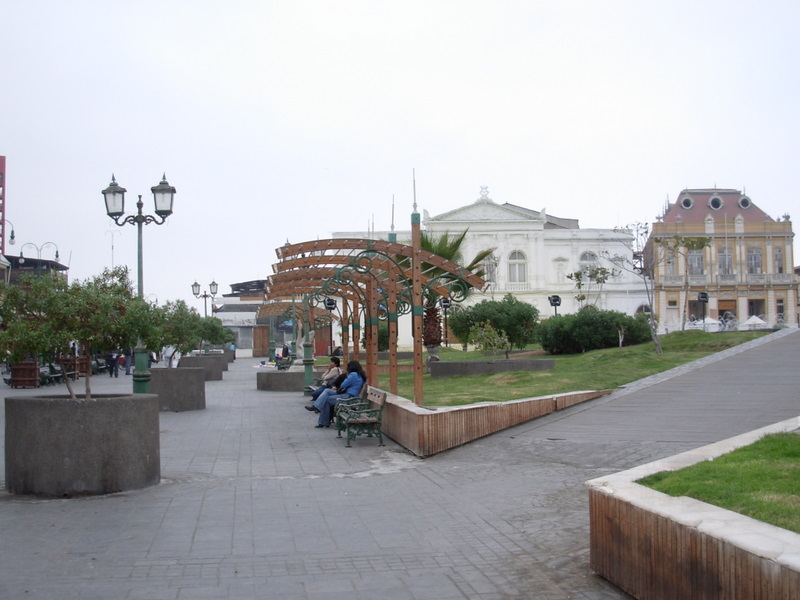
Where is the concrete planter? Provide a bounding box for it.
[429,358,555,378]
[213,352,229,372]
[150,368,206,412]
[256,369,322,392]
[4,394,160,497]
[178,355,223,380]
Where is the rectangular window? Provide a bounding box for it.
[747,247,762,274]
[508,251,527,283]
[665,249,675,276]
[777,299,785,322]
[483,257,496,283]
[688,249,704,275]
[508,263,526,283]
[718,245,732,275]
[775,247,784,274]
[748,299,765,317]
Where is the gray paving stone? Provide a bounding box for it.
[1,329,798,599]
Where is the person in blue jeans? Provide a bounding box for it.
[309,357,343,402]
[305,360,366,428]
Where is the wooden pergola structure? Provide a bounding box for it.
[266,215,486,405]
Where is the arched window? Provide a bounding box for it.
[579,251,598,264]
[508,251,527,283]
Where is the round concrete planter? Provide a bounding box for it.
[4,394,160,497]
[150,368,206,412]
[429,358,555,378]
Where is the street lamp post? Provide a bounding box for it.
[698,292,709,332]
[192,280,218,317]
[19,241,60,274]
[3,218,16,248]
[103,174,176,297]
[102,173,176,393]
[548,295,561,317]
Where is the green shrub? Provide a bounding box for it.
[361,321,390,352]
[536,306,650,354]
[446,294,538,352]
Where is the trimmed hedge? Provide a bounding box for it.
[536,306,651,354]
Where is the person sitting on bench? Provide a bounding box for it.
[305,360,365,428]
[308,357,343,401]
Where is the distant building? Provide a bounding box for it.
[334,188,650,348]
[214,280,266,350]
[5,255,69,285]
[215,280,336,356]
[646,188,797,332]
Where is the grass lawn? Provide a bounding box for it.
[636,432,800,534]
[361,329,770,406]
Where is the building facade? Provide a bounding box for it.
[334,188,650,348]
[646,188,797,332]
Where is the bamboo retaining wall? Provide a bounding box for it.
[381,389,611,457]
[586,417,800,600]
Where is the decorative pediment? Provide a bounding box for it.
[427,200,543,224]
[422,188,578,229]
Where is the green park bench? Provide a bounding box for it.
[335,386,387,447]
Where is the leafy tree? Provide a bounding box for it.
[468,321,508,361]
[566,265,618,308]
[199,316,236,346]
[601,224,710,354]
[418,230,494,349]
[0,267,154,400]
[161,300,204,354]
[121,297,166,354]
[445,294,539,356]
[447,304,475,351]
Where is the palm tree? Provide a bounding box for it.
[420,230,494,353]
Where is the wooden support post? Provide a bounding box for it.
[412,210,424,405]
[342,300,350,364]
[366,278,379,386]
[351,298,361,362]
[388,266,398,395]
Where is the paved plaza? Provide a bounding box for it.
[1,329,798,599]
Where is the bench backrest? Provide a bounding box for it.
[366,386,387,409]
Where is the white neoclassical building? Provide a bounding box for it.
[333,188,650,348]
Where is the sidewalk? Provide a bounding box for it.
[1,330,798,599]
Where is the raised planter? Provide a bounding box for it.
[211,352,229,372]
[256,369,322,392]
[429,358,555,378]
[382,389,611,457]
[150,367,206,411]
[178,355,223,380]
[4,394,160,497]
[586,417,800,600]
[377,351,415,361]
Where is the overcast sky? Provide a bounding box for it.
[2,1,798,311]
